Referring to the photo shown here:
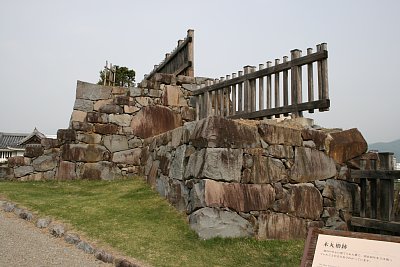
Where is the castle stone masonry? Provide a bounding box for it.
[0,75,373,240]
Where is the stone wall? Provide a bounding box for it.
[0,74,203,181]
[140,116,371,240]
[0,74,376,240]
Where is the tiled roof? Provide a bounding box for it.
[0,132,29,149]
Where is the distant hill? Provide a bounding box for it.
[369,139,400,160]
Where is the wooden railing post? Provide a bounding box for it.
[291,49,302,117]
[283,56,289,109]
[378,152,395,221]
[250,66,257,112]
[258,64,265,110]
[360,159,367,218]
[187,29,194,77]
[243,66,251,112]
[274,59,280,109]
[232,73,237,115]
[238,70,243,113]
[266,61,272,110]
[307,48,314,113]
[225,74,231,116]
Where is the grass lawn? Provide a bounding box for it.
[0,179,304,266]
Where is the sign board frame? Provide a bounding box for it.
[301,227,400,267]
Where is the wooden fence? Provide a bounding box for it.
[145,29,194,80]
[193,43,329,120]
[350,152,400,233]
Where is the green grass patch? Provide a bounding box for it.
[0,179,304,266]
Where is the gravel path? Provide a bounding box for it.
[0,210,113,267]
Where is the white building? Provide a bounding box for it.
[0,128,46,163]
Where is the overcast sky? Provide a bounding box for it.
[0,0,399,143]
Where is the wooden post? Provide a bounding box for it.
[214,78,220,116]
[291,49,302,117]
[360,159,367,218]
[274,59,280,108]
[232,73,237,115]
[219,77,225,117]
[259,64,265,110]
[283,56,289,109]
[266,61,272,110]
[226,74,231,116]
[207,80,213,117]
[187,29,194,77]
[307,48,314,113]
[378,153,395,221]
[243,66,251,112]
[238,71,243,113]
[250,66,257,112]
[317,44,323,101]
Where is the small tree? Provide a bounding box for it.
[98,65,135,87]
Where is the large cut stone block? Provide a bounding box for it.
[93,124,119,135]
[76,81,112,100]
[184,148,243,182]
[258,211,307,240]
[24,145,44,158]
[76,133,101,144]
[189,207,254,239]
[70,110,87,123]
[109,114,132,126]
[56,161,77,180]
[328,128,368,164]
[73,99,94,112]
[190,116,260,148]
[7,156,31,167]
[112,148,141,165]
[205,180,275,212]
[130,105,182,139]
[32,155,58,172]
[290,147,337,183]
[258,123,302,146]
[282,183,323,220]
[86,112,108,123]
[247,149,287,183]
[322,179,360,213]
[80,161,119,180]
[61,144,110,162]
[169,145,186,180]
[103,135,129,153]
[14,166,34,178]
[162,85,187,106]
[57,129,76,143]
[301,129,329,151]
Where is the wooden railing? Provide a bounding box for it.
[145,29,194,80]
[350,152,400,233]
[193,43,330,120]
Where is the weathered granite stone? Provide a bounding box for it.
[76,133,102,144]
[258,123,302,146]
[322,179,360,213]
[20,172,44,181]
[43,170,55,180]
[103,135,129,152]
[7,156,31,167]
[189,207,254,239]
[258,211,307,240]
[70,121,93,132]
[109,114,132,126]
[57,129,76,143]
[64,233,81,244]
[328,128,368,164]
[36,218,52,228]
[95,250,115,264]
[14,165,34,178]
[147,161,159,187]
[205,180,275,212]
[181,106,195,121]
[163,85,187,106]
[135,97,151,106]
[49,224,65,237]
[115,259,140,267]
[24,145,44,158]
[76,81,111,100]
[129,87,142,97]
[128,138,142,149]
[41,138,60,149]
[188,180,206,213]
[130,105,182,139]
[185,148,243,182]
[124,105,140,114]
[191,116,260,148]
[73,99,94,112]
[156,175,169,198]
[170,127,183,148]
[246,149,287,183]
[70,110,87,122]
[56,161,76,180]
[114,95,130,105]
[301,129,329,151]
[80,161,119,180]
[32,155,57,172]
[3,202,15,212]
[61,144,110,162]
[112,148,141,165]
[268,145,294,159]
[76,241,95,254]
[243,154,254,169]
[112,86,128,95]
[93,123,119,135]
[86,112,108,123]
[19,210,33,221]
[169,145,186,180]
[99,104,123,114]
[167,179,189,212]
[0,166,13,180]
[290,147,337,183]
[93,99,113,111]
[283,183,323,220]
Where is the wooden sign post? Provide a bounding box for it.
[301,228,400,266]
